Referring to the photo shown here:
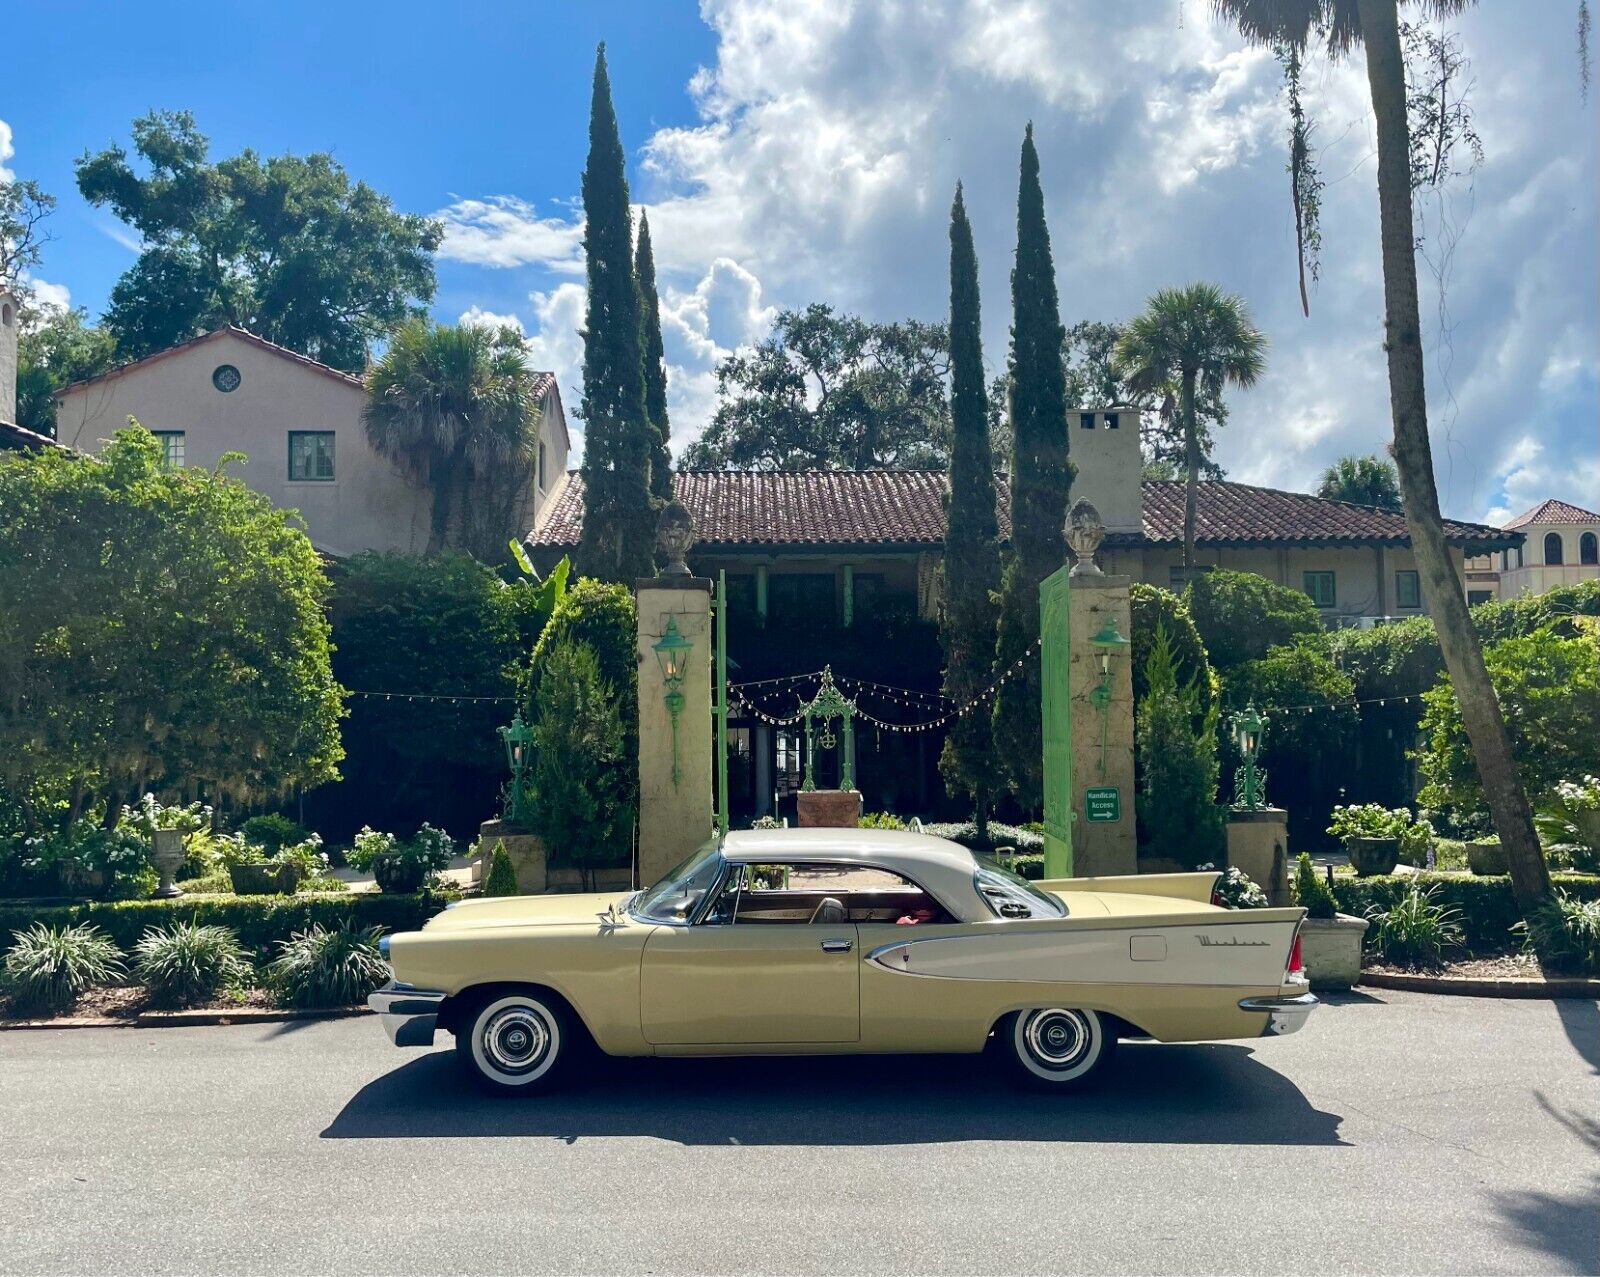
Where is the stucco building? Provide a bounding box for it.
[1463,499,1600,603]
[51,327,570,559]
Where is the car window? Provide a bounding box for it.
[972,855,1066,920]
[631,840,724,924]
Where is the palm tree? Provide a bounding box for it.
[1211,0,1553,915]
[364,319,543,557]
[1317,454,1402,508]
[1114,283,1266,569]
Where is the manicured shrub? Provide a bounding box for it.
[1,923,125,1014]
[134,923,252,1008]
[1331,873,1600,955]
[0,893,447,962]
[1517,891,1600,976]
[921,821,1043,855]
[1365,885,1464,969]
[525,578,639,777]
[268,924,391,1009]
[1291,853,1338,920]
[1183,569,1323,670]
[238,814,308,853]
[482,841,519,897]
[1135,624,1223,867]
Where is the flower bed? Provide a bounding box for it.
[1331,872,1600,955]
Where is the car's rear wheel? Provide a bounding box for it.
[999,1007,1115,1091]
[455,989,573,1097]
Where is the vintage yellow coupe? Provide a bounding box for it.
[369,828,1315,1094]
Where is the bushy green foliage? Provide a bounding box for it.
[1326,614,1442,701]
[858,812,908,830]
[1292,852,1338,920]
[1135,625,1223,867]
[1327,804,1433,863]
[1418,628,1600,816]
[1200,863,1269,908]
[1316,455,1401,509]
[2,923,125,1013]
[575,46,657,583]
[993,124,1071,814]
[238,814,308,853]
[482,841,520,897]
[133,922,251,1008]
[315,551,551,839]
[15,305,119,436]
[1471,580,1600,644]
[0,427,342,825]
[938,185,1002,834]
[635,211,673,502]
[0,894,445,961]
[1185,570,1323,669]
[1517,891,1600,975]
[1331,873,1600,954]
[268,924,391,1009]
[1130,584,1215,714]
[1365,886,1464,969]
[529,641,633,887]
[17,820,155,900]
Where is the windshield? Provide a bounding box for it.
[630,839,725,924]
[972,854,1066,920]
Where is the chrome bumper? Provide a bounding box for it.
[368,981,446,1047]
[1238,991,1319,1038]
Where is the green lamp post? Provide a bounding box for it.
[1088,615,1131,776]
[1230,701,1270,810]
[653,617,694,788]
[497,711,533,825]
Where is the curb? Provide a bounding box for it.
[1359,970,1600,999]
[0,1005,374,1031]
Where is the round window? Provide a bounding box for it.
[212,364,242,393]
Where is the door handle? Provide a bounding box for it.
[820,938,853,953]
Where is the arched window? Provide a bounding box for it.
[1582,531,1599,566]
[1544,532,1564,565]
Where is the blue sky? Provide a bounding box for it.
[5,1,1596,523]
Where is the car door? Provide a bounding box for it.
[638,873,860,1046]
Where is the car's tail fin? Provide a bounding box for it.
[1039,871,1219,906]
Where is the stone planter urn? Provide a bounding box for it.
[1347,836,1400,877]
[371,852,427,895]
[228,861,304,896]
[150,828,186,899]
[1300,913,1369,990]
[1467,839,1509,876]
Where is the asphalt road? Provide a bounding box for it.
[0,991,1595,1276]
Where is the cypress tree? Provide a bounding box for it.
[635,210,673,503]
[576,44,656,582]
[938,183,1001,838]
[993,123,1071,813]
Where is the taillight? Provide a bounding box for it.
[1286,932,1304,976]
[1210,888,1222,907]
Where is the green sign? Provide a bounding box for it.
[1084,786,1121,823]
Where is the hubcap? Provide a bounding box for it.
[482,1006,550,1074]
[1024,1008,1089,1068]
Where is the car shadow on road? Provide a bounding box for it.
[321,1041,1345,1147]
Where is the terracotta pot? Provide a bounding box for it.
[1300,913,1369,990]
[1347,836,1400,877]
[228,862,304,896]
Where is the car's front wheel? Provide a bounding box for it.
[455,989,573,1096]
[999,1007,1115,1091]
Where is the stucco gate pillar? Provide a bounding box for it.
[635,504,715,890]
[1063,501,1137,878]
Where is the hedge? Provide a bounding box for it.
[0,893,448,964]
[1331,872,1600,954]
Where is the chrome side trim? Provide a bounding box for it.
[1238,991,1319,1038]
[368,981,447,1047]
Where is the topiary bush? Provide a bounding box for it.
[268,924,391,1009]
[1291,853,1338,920]
[2,923,125,1014]
[133,922,252,1008]
[1135,624,1223,867]
[482,840,519,897]
[1184,569,1324,670]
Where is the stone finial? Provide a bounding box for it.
[656,500,696,577]
[1066,498,1106,577]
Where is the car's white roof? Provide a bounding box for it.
[721,828,986,918]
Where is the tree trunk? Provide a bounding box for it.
[425,453,457,556]
[1357,0,1551,913]
[1181,369,1199,570]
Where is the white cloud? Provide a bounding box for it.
[457,305,525,333]
[27,277,70,310]
[437,2,1596,512]
[0,118,14,183]
[435,196,585,272]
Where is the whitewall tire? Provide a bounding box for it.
[1002,1007,1115,1090]
[456,991,571,1096]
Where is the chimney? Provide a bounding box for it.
[0,288,17,424]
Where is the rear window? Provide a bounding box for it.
[973,856,1066,920]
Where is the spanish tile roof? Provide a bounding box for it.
[1503,498,1600,527]
[52,325,560,405]
[529,470,1519,553]
[0,419,68,452]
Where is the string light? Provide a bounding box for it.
[346,690,516,704]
